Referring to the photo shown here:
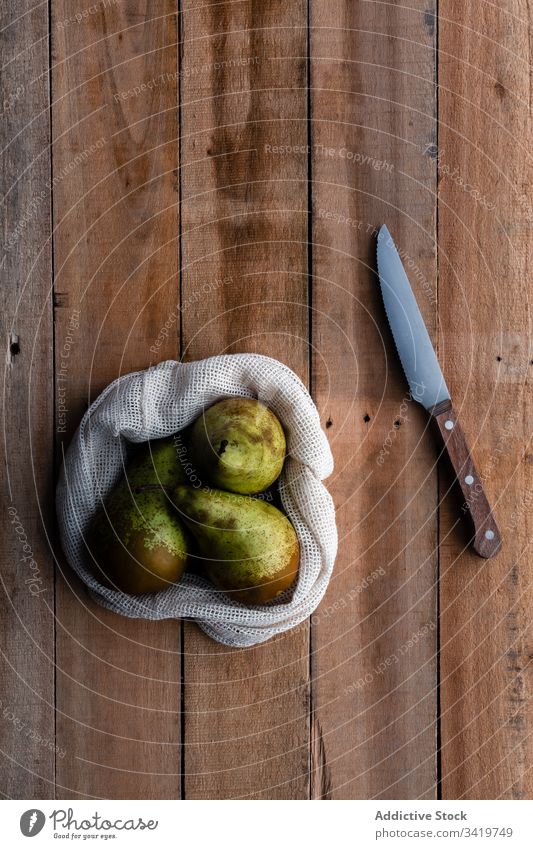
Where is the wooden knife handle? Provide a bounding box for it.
[430,400,502,558]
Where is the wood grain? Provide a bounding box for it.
[438,0,533,799]
[2,0,531,801]
[0,1,55,799]
[309,0,439,797]
[179,0,311,798]
[52,1,182,798]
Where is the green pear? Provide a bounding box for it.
[88,438,189,594]
[188,397,286,494]
[127,436,186,489]
[173,485,299,605]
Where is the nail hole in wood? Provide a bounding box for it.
[325,418,333,429]
[9,333,20,357]
[363,414,371,423]
[394,420,401,428]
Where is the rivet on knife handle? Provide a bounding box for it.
[429,400,502,558]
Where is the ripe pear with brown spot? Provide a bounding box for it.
[89,438,190,594]
[173,485,299,605]
[188,397,286,494]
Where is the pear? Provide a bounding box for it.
[173,485,299,605]
[188,397,286,494]
[127,436,186,489]
[88,438,189,594]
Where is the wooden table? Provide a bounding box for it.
[2,1,531,800]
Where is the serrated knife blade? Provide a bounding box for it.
[376,224,450,410]
[375,224,501,559]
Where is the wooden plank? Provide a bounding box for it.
[438,0,533,799]
[52,1,182,798]
[310,1,439,797]
[180,0,310,798]
[0,1,55,799]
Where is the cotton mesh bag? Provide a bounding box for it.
[56,354,338,647]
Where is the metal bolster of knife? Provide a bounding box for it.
[428,399,502,559]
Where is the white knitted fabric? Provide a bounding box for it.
[56,355,337,647]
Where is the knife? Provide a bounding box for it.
[376,224,501,558]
